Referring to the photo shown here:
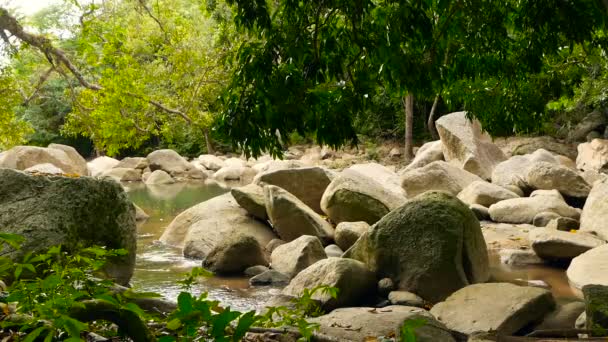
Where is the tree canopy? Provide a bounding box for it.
[0,0,607,157]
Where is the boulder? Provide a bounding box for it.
[101,167,142,182]
[324,244,343,257]
[401,140,444,172]
[282,258,376,310]
[159,193,276,258]
[491,149,558,190]
[309,306,456,342]
[470,204,490,220]
[254,167,334,214]
[202,234,268,275]
[530,228,604,260]
[388,291,425,307]
[213,166,257,184]
[499,249,544,265]
[347,163,406,198]
[546,217,580,231]
[457,181,520,207]
[510,136,578,160]
[223,157,247,168]
[145,170,175,185]
[230,184,268,220]
[47,144,89,175]
[265,185,334,243]
[401,161,484,197]
[488,195,580,224]
[533,212,563,227]
[378,278,396,296]
[24,163,64,175]
[198,154,225,171]
[88,156,120,177]
[534,301,586,331]
[270,235,327,278]
[580,178,608,240]
[567,244,608,291]
[249,270,290,286]
[114,157,149,170]
[344,191,489,303]
[530,189,564,200]
[582,284,608,333]
[568,111,607,142]
[430,283,555,336]
[0,169,136,285]
[436,111,506,179]
[265,239,285,253]
[244,265,269,277]
[321,169,406,225]
[0,145,87,175]
[251,160,305,174]
[581,170,608,186]
[577,139,608,173]
[334,221,369,251]
[525,162,591,198]
[146,149,192,176]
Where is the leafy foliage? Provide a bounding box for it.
[0,234,336,342]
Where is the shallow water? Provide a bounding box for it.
[125,182,278,312]
[126,181,580,311]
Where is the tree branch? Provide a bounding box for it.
[0,6,192,123]
[23,66,54,105]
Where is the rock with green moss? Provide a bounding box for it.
[344,191,489,303]
[0,169,136,285]
[583,284,608,336]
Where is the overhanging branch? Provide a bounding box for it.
[0,6,192,122]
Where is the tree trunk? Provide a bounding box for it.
[402,93,414,160]
[203,129,215,154]
[428,94,440,139]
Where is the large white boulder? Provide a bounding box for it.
[347,163,406,198]
[401,140,444,173]
[322,169,406,225]
[198,154,225,171]
[254,167,334,214]
[580,178,608,241]
[488,194,580,224]
[436,111,506,179]
[159,193,276,258]
[430,283,555,336]
[530,228,604,260]
[0,145,88,175]
[146,149,193,176]
[491,149,558,191]
[265,185,334,243]
[576,139,608,173]
[270,235,327,278]
[457,181,520,207]
[525,162,590,198]
[88,156,120,177]
[401,161,484,197]
[567,244,608,291]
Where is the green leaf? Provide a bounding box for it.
[177,292,193,314]
[158,336,176,342]
[123,302,146,317]
[233,311,258,341]
[60,315,87,338]
[23,326,48,342]
[166,318,182,331]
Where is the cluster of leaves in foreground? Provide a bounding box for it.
[0,233,337,342]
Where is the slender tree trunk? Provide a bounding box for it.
[428,94,440,139]
[203,129,215,154]
[402,93,414,160]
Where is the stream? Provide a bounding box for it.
[125,182,580,311]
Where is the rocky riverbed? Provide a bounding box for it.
[2,111,608,340]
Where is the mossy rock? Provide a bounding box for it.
[344,190,489,303]
[0,169,136,285]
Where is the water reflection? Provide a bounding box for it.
[127,182,278,311]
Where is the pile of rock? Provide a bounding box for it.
[156,111,608,340]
